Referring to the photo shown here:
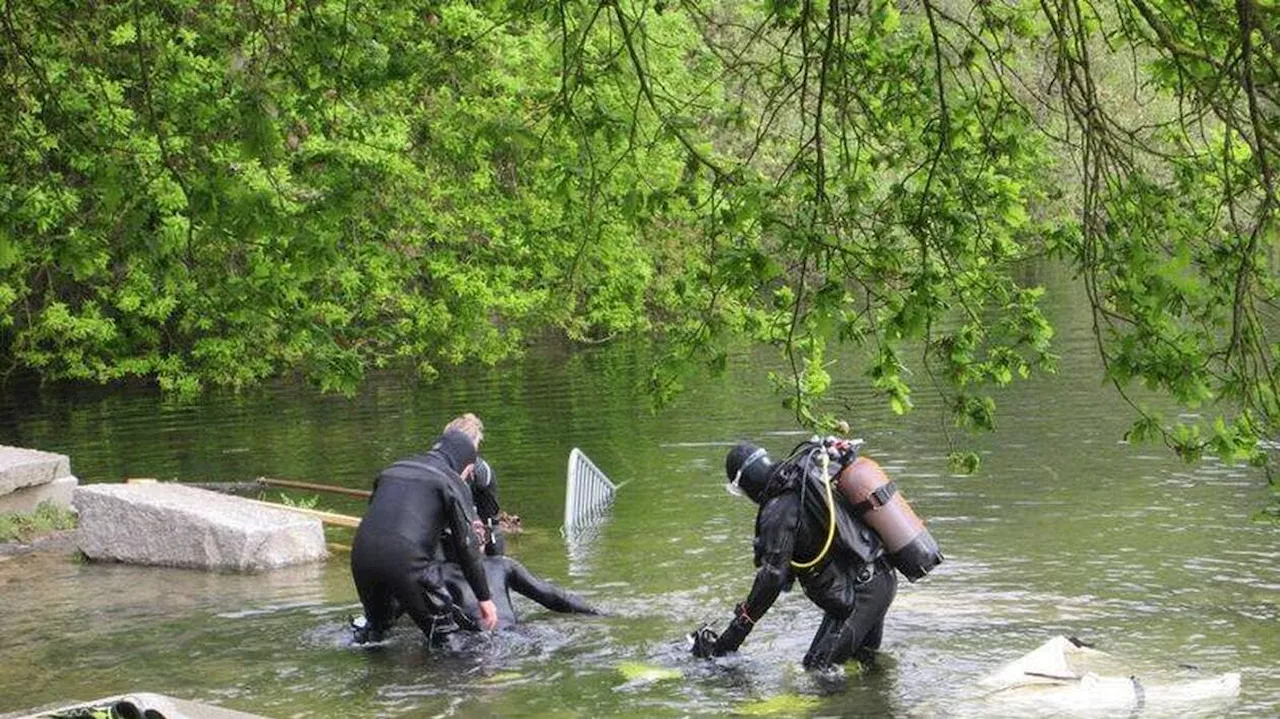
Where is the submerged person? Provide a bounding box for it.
[692,437,938,670]
[440,554,602,629]
[349,416,498,644]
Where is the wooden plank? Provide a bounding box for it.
[257,477,371,499]
[126,478,362,528]
[240,498,361,528]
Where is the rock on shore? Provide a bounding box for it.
[74,483,327,572]
[0,445,77,515]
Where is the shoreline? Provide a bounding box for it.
[0,529,77,560]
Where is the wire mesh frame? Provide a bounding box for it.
[563,448,618,531]
[563,520,605,578]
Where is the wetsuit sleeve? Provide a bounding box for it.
[505,558,600,615]
[485,527,506,556]
[471,457,501,521]
[471,458,505,555]
[444,483,493,602]
[713,495,798,655]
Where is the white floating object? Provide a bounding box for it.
[963,636,1241,717]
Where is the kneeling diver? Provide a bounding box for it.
[441,555,602,629]
[691,437,942,670]
[349,421,498,645]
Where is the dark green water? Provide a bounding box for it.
[0,271,1276,717]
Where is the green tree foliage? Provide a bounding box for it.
[3,1,1279,492]
[1,0,702,394]
[559,0,1280,480]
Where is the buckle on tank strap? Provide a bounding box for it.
[850,480,898,516]
[856,563,875,584]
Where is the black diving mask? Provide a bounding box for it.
[726,447,768,498]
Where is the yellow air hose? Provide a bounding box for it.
[790,450,837,570]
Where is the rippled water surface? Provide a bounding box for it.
[1,269,1276,717]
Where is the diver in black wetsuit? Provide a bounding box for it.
[691,441,897,670]
[440,555,601,629]
[349,421,498,643]
[470,457,505,556]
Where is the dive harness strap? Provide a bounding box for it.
[848,480,898,516]
[790,449,837,571]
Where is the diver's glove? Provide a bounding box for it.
[349,615,384,645]
[709,602,756,656]
[689,624,720,658]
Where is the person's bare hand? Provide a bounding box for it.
[478,600,498,630]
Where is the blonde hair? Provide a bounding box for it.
[443,413,485,447]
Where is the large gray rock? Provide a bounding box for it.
[0,475,78,515]
[74,483,328,572]
[0,445,71,495]
[1,692,271,719]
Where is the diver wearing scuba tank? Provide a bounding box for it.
[693,437,926,669]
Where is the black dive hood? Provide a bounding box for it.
[430,429,478,474]
[725,441,774,504]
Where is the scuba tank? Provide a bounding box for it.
[833,453,943,581]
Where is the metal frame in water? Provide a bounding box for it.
[562,448,618,531]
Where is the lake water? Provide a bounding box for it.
[0,266,1276,717]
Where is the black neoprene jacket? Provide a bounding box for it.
[360,449,492,602]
